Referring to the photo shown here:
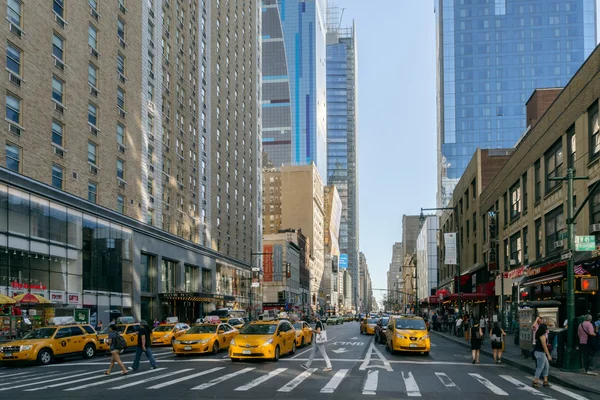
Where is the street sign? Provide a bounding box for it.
[575,235,596,251]
[73,308,90,324]
[558,231,569,240]
[561,250,573,261]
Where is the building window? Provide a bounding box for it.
[6,42,21,75]
[535,218,542,258]
[522,172,528,213]
[52,33,64,61]
[117,123,125,145]
[117,87,125,110]
[160,259,176,293]
[147,209,154,225]
[523,227,529,261]
[52,120,63,147]
[509,233,521,265]
[502,192,508,225]
[52,76,64,104]
[184,264,197,292]
[87,141,97,165]
[503,238,509,268]
[545,139,563,193]
[116,158,124,179]
[473,243,477,264]
[5,142,20,172]
[88,25,98,49]
[88,181,97,203]
[51,164,63,189]
[567,125,576,169]
[6,93,20,124]
[117,18,125,40]
[7,0,22,28]
[53,0,64,19]
[117,52,125,75]
[88,63,98,87]
[510,181,521,219]
[117,194,124,214]
[140,254,156,292]
[147,179,153,195]
[534,160,541,202]
[545,206,565,253]
[589,104,599,159]
[590,191,600,225]
[88,102,97,126]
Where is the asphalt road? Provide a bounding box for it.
[0,321,594,399]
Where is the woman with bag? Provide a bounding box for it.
[470,320,483,364]
[532,324,552,388]
[301,316,332,372]
[490,322,506,364]
[105,324,128,376]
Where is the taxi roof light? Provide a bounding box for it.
[116,316,136,324]
[166,316,179,323]
[47,316,77,326]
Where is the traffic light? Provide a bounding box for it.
[580,277,598,292]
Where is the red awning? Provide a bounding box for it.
[445,293,488,301]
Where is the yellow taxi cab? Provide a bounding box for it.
[152,321,190,346]
[360,316,378,335]
[385,315,430,355]
[228,318,296,361]
[293,321,313,347]
[0,317,99,366]
[224,318,245,330]
[173,322,238,355]
[97,320,140,352]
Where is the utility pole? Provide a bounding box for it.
[549,168,600,371]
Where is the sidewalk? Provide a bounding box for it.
[431,329,600,395]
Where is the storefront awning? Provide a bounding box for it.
[158,292,235,302]
[445,293,488,301]
[521,272,564,288]
[460,263,484,276]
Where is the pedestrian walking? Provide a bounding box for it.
[130,320,158,371]
[105,324,128,375]
[490,322,506,364]
[470,321,483,364]
[96,320,103,331]
[301,316,332,372]
[479,316,486,344]
[532,324,551,388]
[153,318,159,328]
[463,314,470,341]
[578,314,598,375]
[595,314,600,333]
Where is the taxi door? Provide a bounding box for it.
[303,322,312,343]
[223,324,238,347]
[282,322,294,353]
[69,326,86,352]
[52,327,74,356]
[216,324,227,347]
[125,325,139,347]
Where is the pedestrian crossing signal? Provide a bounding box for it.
[580,277,597,292]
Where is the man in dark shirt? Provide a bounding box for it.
[130,320,158,371]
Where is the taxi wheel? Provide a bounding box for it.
[301,337,305,347]
[83,343,96,359]
[212,342,220,354]
[272,345,280,362]
[37,348,53,366]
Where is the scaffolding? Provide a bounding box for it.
[326,2,352,37]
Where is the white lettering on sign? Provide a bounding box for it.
[329,342,364,346]
[50,291,65,303]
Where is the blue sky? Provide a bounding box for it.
[336,0,437,305]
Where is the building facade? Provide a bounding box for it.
[326,16,360,312]
[323,185,342,314]
[416,215,439,303]
[261,0,328,180]
[0,1,260,322]
[387,242,403,309]
[435,0,598,207]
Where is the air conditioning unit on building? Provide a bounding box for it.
[510,259,518,266]
[554,239,565,249]
[589,224,600,234]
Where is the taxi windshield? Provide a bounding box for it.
[367,318,378,324]
[396,319,426,330]
[22,327,57,339]
[239,324,277,335]
[187,325,217,334]
[293,323,303,329]
[154,325,174,332]
[381,318,389,326]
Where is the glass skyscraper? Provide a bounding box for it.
[261,0,328,181]
[436,0,597,207]
[326,21,360,310]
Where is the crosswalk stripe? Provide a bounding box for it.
[63,368,166,391]
[469,373,508,396]
[362,370,378,395]
[191,367,255,390]
[320,369,349,394]
[109,369,193,390]
[500,375,557,399]
[0,371,68,387]
[277,368,317,392]
[0,370,104,392]
[402,371,421,397]
[147,367,225,389]
[435,372,458,389]
[0,371,30,379]
[234,368,287,391]
[524,377,590,400]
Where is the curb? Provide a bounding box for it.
[431,330,600,396]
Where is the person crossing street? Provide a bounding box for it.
[129,320,158,371]
[301,316,332,372]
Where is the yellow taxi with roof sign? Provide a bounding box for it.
[228,317,296,361]
[360,316,378,335]
[293,320,313,347]
[173,322,238,355]
[152,320,191,346]
[224,318,245,330]
[385,315,430,355]
[0,317,99,366]
[97,322,140,352]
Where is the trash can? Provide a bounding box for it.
[548,328,566,369]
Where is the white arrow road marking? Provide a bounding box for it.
[402,371,421,397]
[332,348,348,354]
[277,368,317,392]
[469,373,508,396]
[524,377,590,400]
[234,368,287,391]
[0,370,103,391]
[109,369,193,390]
[362,370,378,395]
[359,342,393,371]
[500,375,556,399]
[147,367,224,389]
[320,369,349,393]
[192,367,255,390]
[435,372,459,390]
[64,368,166,391]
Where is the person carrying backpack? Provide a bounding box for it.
[105,324,128,375]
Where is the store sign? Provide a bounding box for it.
[73,308,90,324]
[504,266,526,279]
[444,233,457,265]
[10,281,47,290]
[68,292,81,305]
[339,254,348,269]
[575,236,596,251]
[488,211,498,271]
[526,261,566,277]
[50,291,66,304]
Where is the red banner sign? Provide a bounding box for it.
[11,282,47,290]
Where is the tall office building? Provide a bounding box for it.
[261,0,328,180]
[436,0,597,207]
[0,1,260,322]
[326,13,359,310]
